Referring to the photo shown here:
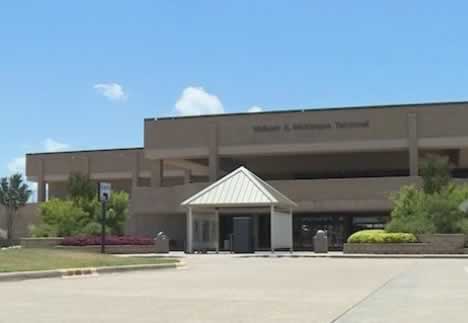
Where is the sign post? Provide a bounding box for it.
[98,182,112,254]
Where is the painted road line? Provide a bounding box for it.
[61,268,99,279]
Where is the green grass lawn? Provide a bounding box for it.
[0,248,178,273]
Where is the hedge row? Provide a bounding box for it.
[61,236,154,246]
[347,230,417,244]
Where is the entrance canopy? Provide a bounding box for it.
[182,167,297,253]
[182,166,296,208]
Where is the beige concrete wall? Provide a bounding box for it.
[130,176,422,215]
[127,213,186,249]
[48,179,133,200]
[26,147,195,200]
[47,182,68,199]
[145,102,468,159]
[0,204,40,240]
[27,148,146,181]
[226,151,410,178]
[145,106,408,154]
[417,106,468,138]
[26,148,159,201]
[131,183,208,214]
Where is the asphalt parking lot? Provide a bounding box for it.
[0,255,467,323]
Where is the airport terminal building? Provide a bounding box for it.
[25,101,468,250]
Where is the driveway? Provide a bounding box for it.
[0,255,467,323]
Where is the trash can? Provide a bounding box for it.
[154,232,170,253]
[313,230,328,253]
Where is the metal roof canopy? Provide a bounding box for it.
[182,166,297,209]
[182,167,296,254]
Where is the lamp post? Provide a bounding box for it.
[100,199,107,253]
[98,182,112,254]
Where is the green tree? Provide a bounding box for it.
[35,199,88,236]
[105,191,129,235]
[31,191,128,237]
[386,185,434,234]
[31,173,129,237]
[67,173,96,202]
[66,173,99,219]
[0,174,32,245]
[425,189,465,233]
[419,154,451,194]
[387,183,468,234]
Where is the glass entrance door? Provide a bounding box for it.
[219,213,270,251]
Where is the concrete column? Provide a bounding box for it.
[132,152,140,189]
[289,208,294,253]
[37,180,46,203]
[208,124,219,182]
[458,149,468,168]
[270,206,275,253]
[184,169,192,184]
[408,113,419,176]
[215,210,220,254]
[126,152,140,235]
[37,159,46,202]
[151,160,163,188]
[186,207,193,253]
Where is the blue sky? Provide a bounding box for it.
[1,1,468,178]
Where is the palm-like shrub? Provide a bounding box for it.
[0,173,32,244]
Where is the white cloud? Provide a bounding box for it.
[175,86,224,116]
[7,138,70,175]
[94,82,127,102]
[7,156,26,175]
[6,138,70,202]
[42,138,70,152]
[247,106,264,113]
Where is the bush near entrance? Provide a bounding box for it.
[386,155,468,235]
[30,174,129,238]
[348,156,468,248]
[347,230,417,244]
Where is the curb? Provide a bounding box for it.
[0,262,184,283]
[239,254,468,259]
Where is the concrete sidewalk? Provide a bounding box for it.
[1,256,467,322]
[335,261,468,323]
